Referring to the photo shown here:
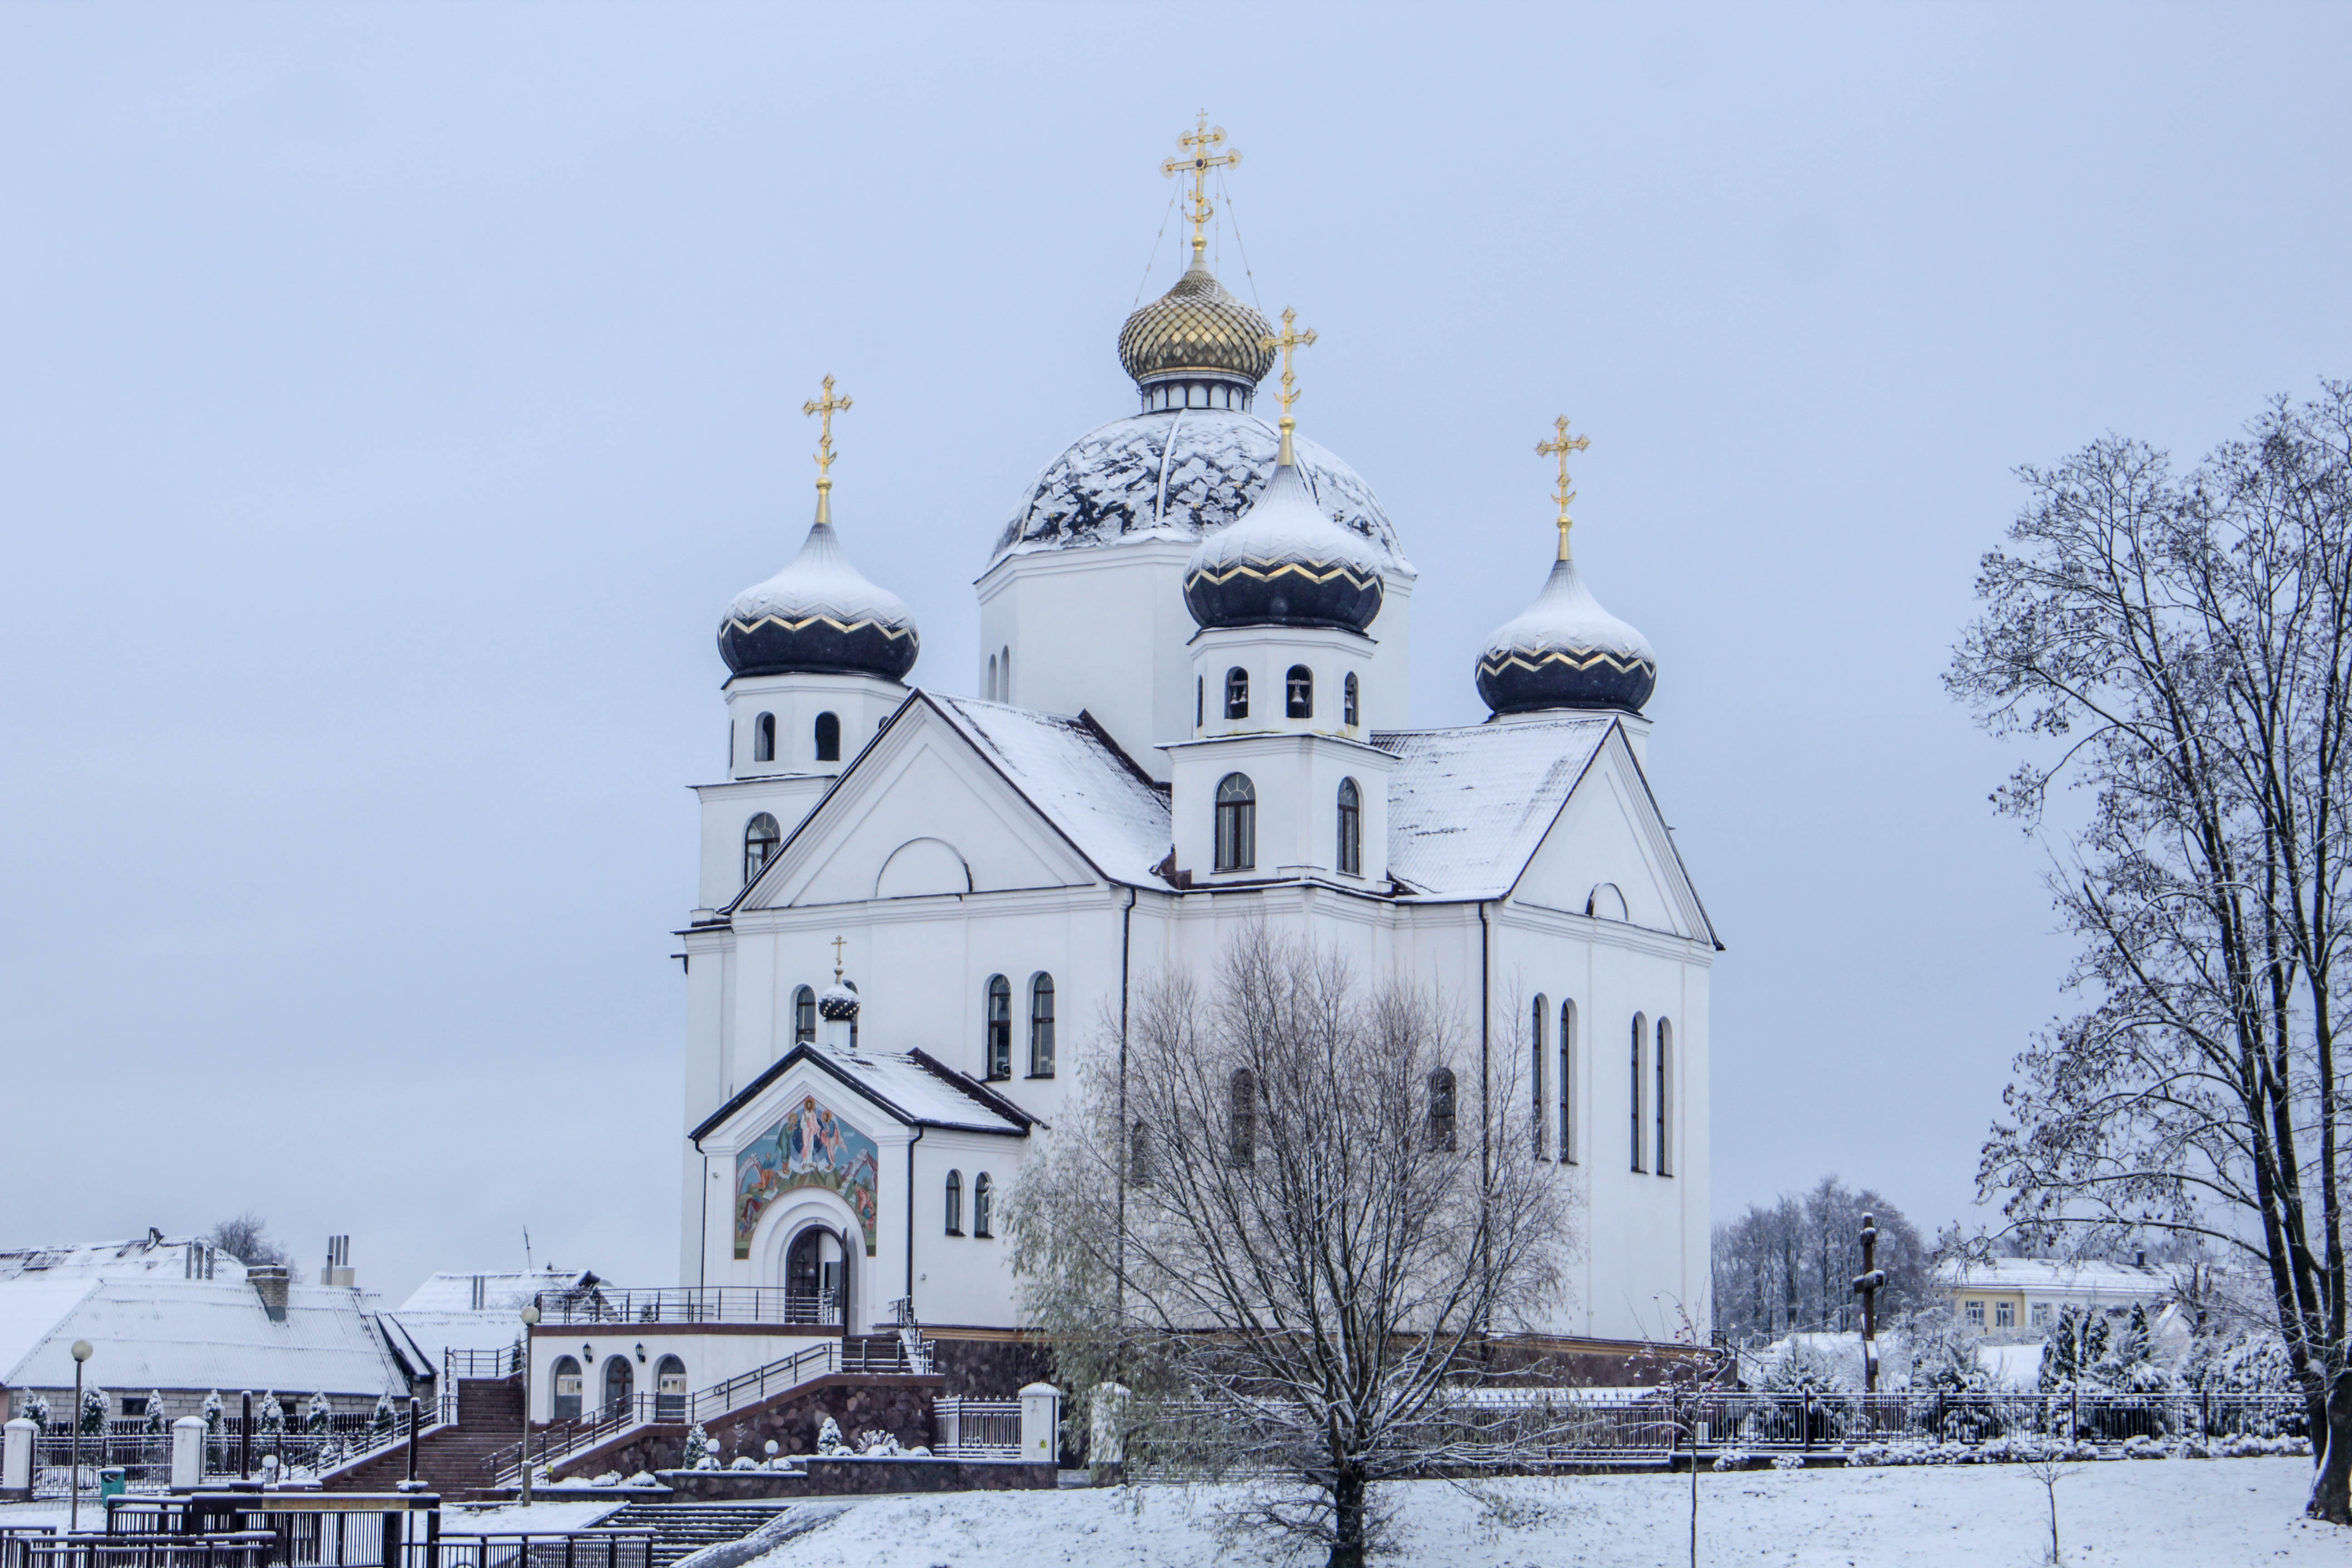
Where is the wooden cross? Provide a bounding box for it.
[1537,415,1591,559]
[1853,1211,1887,1393]
[830,934,848,981]
[1160,112,1241,256]
[803,375,853,486]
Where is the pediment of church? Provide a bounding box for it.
[1509,727,1717,946]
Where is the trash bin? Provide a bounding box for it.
[98,1466,127,1500]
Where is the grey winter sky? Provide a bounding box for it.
[4,4,2348,1303]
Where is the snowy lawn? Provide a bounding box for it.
[762,1456,2342,1567]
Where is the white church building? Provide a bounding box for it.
[665,193,1720,1381]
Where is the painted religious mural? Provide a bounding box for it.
[735,1092,882,1258]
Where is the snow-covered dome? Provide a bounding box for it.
[1184,450,1384,632]
[719,502,918,682]
[1117,251,1274,406]
[991,408,1407,572]
[1475,552,1656,715]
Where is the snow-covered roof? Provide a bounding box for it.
[1938,1258,2173,1299]
[1373,716,1617,898]
[926,695,1173,887]
[0,1277,402,1396]
[396,1269,593,1315]
[0,1234,245,1284]
[693,1038,1031,1143]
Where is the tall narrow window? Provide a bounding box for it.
[1130,1121,1152,1185]
[1229,1069,1256,1166]
[985,975,1012,1079]
[1215,773,1257,871]
[1196,676,1204,728]
[1225,667,1250,720]
[1343,671,1359,727]
[743,813,781,885]
[1336,778,1362,875]
[1656,1019,1673,1177]
[814,711,841,762]
[1427,1068,1458,1152]
[1559,1000,1576,1164]
[753,712,776,763]
[944,1171,963,1235]
[973,1173,994,1238]
[793,985,817,1044]
[1531,996,1548,1159]
[1630,1014,1648,1172]
[987,654,998,701]
[1028,973,1056,1076]
[1285,665,1313,718]
[1000,646,1011,702]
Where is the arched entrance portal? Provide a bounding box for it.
[602,1355,633,1417]
[785,1225,849,1326]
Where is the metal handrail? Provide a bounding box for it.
[527,1288,839,1327]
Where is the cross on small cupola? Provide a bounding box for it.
[1536,415,1591,562]
[1259,309,1317,466]
[804,376,853,522]
[1161,112,1241,261]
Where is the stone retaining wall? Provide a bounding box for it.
[546,1375,939,1480]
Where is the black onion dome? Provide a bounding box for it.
[1475,554,1657,714]
[1117,255,1275,388]
[1184,459,1385,632]
[718,515,917,681]
[817,982,859,1021]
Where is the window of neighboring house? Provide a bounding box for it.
[1995,1301,2015,1329]
[2031,1303,2052,1328]
[1559,1000,1576,1164]
[1530,996,1548,1159]
[1225,667,1249,720]
[120,1397,148,1418]
[753,712,776,763]
[1336,777,1362,875]
[985,975,1012,1079]
[1285,664,1313,719]
[1427,1067,1458,1151]
[1215,773,1257,871]
[1965,1300,1985,1327]
[944,1171,963,1235]
[973,1173,994,1238]
[814,711,841,763]
[793,985,817,1044]
[744,813,782,886]
[1028,973,1056,1076]
[1343,671,1359,727]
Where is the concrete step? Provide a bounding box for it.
[591,1503,800,1568]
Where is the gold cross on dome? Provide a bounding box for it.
[1259,308,1317,463]
[803,376,853,489]
[1160,112,1241,257]
[831,934,847,981]
[1537,415,1591,559]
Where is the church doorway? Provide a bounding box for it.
[785,1225,848,1326]
[602,1355,633,1417]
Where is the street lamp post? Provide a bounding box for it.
[517,1305,540,1504]
[67,1340,93,1534]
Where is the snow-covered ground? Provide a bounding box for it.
[757,1457,2341,1567]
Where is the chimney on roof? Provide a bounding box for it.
[249,1265,290,1321]
[2134,1249,2147,1270]
[319,1235,354,1289]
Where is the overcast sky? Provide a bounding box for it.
[4,3,2348,1304]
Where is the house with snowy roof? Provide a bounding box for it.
[524,172,1721,1416]
[1936,1255,2176,1339]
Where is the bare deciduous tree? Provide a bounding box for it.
[1711,1176,1927,1344]
[1948,383,2352,1523]
[1006,928,1579,1568]
[208,1212,286,1268]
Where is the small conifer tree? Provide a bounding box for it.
[144,1391,169,1435]
[257,1392,284,1433]
[79,1385,110,1435]
[201,1391,224,1433]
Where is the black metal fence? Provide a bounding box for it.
[32,1399,457,1497]
[526,1288,835,1327]
[93,1500,652,1568]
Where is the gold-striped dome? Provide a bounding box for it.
[1117,255,1275,387]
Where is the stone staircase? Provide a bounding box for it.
[590,1502,798,1568]
[321,1377,526,1499]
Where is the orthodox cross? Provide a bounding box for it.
[803,375,853,489]
[1259,308,1317,463]
[1536,416,1591,561]
[1161,112,1241,258]
[1853,1211,1887,1393]
[830,934,848,982]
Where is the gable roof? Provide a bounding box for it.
[0,1277,403,1396]
[691,1037,1033,1143]
[1374,716,1616,898]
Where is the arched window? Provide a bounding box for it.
[1531,996,1548,1159]
[743,813,781,886]
[1630,1014,1648,1172]
[1343,671,1359,727]
[1285,664,1313,718]
[1215,773,1256,871]
[1000,646,1011,702]
[551,1355,583,1422]
[1130,1121,1152,1185]
[793,985,817,1045]
[1559,1000,1576,1165]
[973,1173,994,1238]
[1427,1067,1458,1152]
[985,975,1012,1079]
[987,654,998,701]
[1028,973,1056,1077]
[1336,778,1362,875]
[1224,667,1250,720]
[1656,1019,1673,1177]
[944,1170,963,1235]
[1228,1069,1256,1166]
[753,712,776,762]
[1196,676,1204,728]
[814,711,841,763]
[654,1355,687,1421]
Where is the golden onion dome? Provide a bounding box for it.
[1117,252,1275,390]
